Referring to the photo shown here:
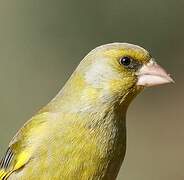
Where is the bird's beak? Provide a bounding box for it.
[136,59,174,87]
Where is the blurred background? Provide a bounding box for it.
[0,0,183,179]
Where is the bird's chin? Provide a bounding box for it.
[136,59,174,87]
[135,85,145,92]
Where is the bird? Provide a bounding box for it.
[0,43,173,180]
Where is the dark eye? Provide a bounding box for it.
[119,56,141,70]
[120,57,132,66]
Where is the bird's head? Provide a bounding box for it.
[60,43,174,112]
[75,43,173,101]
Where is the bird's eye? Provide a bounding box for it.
[120,57,132,67]
[119,56,141,70]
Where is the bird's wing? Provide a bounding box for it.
[0,147,15,179]
[0,112,50,180]
[0,145,30,180]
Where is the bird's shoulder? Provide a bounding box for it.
[0,111,57,179]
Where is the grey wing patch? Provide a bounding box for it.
[0,148,14,170]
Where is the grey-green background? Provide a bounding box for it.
[0,0,183,179]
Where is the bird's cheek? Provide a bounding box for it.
[108,77,137,95]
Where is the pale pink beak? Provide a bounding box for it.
[136,59,174,87]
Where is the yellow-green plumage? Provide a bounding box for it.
[0,43,172,180]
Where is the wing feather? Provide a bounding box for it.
[0,112,50,180]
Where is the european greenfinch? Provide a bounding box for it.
[0,43,173,180]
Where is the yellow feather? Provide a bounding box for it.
[1,43,172,179]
